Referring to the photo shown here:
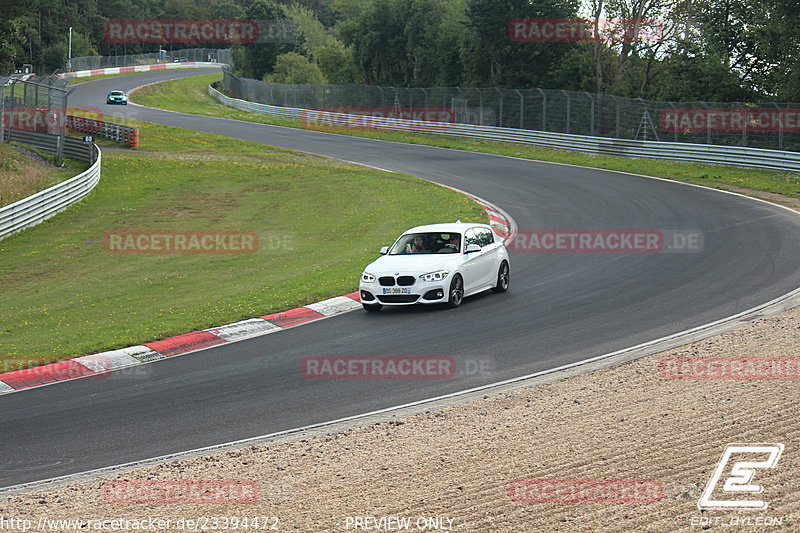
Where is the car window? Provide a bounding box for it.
[476,228,494,247]
[464,229,481,249]
[388,232,461,255]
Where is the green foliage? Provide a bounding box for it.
[264,51,326,84]
[2,0,800,104]
[463,0,580,88]
[233,0,297,80]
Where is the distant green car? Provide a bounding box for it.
[106,90,127,105]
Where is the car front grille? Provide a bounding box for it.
[378,275,416,287]
[377,295,420,303]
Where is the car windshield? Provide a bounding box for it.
[389,232,461,255]
[109,91,124,95]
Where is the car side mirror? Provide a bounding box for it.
[465,243,481,253]
[379,246,389,255]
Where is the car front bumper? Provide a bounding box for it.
[359,276,449,306]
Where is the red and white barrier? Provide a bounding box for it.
[59,62,222,80]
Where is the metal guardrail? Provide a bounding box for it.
[0,132,101,241]
[209,84,800,173]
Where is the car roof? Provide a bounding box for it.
[402,222,492,234]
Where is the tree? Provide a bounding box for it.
[463,0,580,88]
[233,0,296,79]
[264,51,326,83]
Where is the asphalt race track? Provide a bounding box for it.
[2,69,799,488]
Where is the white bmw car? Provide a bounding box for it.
[359,222,510,311]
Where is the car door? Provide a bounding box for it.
[460,229,483,291]
[473,227,498,286]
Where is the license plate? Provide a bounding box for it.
[382,287,411,295]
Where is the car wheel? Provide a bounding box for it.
[447,274,464,308]
[363,303,382,312]
[492,261,510,293]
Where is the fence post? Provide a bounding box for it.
[613,95,620,138]
[700,101,711,144]
[515,89,523,129]
[562,90,571,133]
[586,92,595,135]
[0,84,4,143]
[8,80,16,143]
[668,102,678,142]
[773,102,784,150]
[536,88,546,131]
[496,88,503,128]
[738,102,747,147]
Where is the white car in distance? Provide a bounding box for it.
[359,222,510,312]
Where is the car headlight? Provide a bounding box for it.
[361,272,376,283]
[419,270,449,282]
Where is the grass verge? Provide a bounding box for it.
[132,73,800,198]
[0,119,484,369]
[0,144,88,208]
